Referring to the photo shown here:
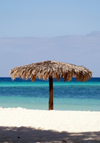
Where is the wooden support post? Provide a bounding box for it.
[49,76,53,110]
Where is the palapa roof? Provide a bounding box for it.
[10,60,92,82]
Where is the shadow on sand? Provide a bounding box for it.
[0,126,100,143]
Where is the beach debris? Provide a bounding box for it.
[18,136,20,139]
[62,140,67,142]
[0,106,4,108]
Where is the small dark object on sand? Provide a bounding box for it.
[18,136,20,139]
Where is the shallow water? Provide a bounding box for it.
[0,77,100,111]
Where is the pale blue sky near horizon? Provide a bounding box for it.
[0,0,100,77]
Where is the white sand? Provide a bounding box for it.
[0,107,100,142]
[0,107,100,132]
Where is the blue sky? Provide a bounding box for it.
[0,0,100,77]
[0,0,100,37]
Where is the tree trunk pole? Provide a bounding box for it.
[49,76,53,110]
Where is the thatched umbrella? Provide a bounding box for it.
[10,60,92,110]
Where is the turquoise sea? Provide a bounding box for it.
[0,77,100,111]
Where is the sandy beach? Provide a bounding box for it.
[0,107,100,142]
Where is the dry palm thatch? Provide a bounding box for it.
[10,60,92,82]
[10,60,92,110]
